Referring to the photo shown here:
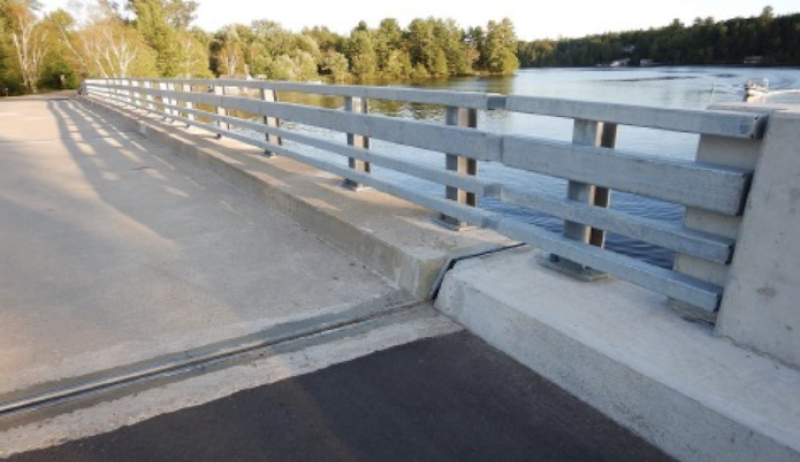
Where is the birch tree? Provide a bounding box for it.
[80,20,149,77]
[173,32,210,77]
[216,26,243,75]
[3,0,49,92]
[55,1,156,78]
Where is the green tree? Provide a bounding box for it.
[465,26,486,69]
[128,0,202,76]
[484,18,519,74]
[410,62,429,79]
[303,25,344,53]
[345,28,377,77]
[129,0,176,75]
[250,20,295,58]
[430,47,448,76]
[173,32,210,77]
[374,18,402,73]
[163,0,197,29]
[2,0,49,92]
[295,33,321,62]
[0,6,21,93]
[39,10,79,89]
[294,50,318,80]
[321,49,348,81]
[382,48,411,77]
[270,53,295,80]
[432,19,472,75]
[213,25,244,75]
[516,6,800,67]
[233,20,320,80]
[406,18,437,75]
[62,1,157,78]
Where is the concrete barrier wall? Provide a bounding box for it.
[435,249,800,462]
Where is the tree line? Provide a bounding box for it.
[4,2,797,95]
[0,0,520,95]
[518,7,800,67]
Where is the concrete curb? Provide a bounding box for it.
[435,248,800,462]
[77,97,515,300]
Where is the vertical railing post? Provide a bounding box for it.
[438,106,478,230]
[121,79,129,105]
[547,119,616,279]
[183,84,195,127]
[126,79,135,107]
[171,82,181,120]
[144,81,155,112]
[126,80,133,107]
[117,79,124,104]
[166,82,177,121]
[129,80,138,109]
[214,84,228,139]
[158,82,169,120]
[563,119,601,243]
[589,123,617,247]
[110,79,118,102]
[117,78,125,104]
[259,87,282,157]
[343,95,370,190]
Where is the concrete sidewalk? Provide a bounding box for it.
[0,94,400,397]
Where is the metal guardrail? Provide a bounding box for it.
[82,78,767,313]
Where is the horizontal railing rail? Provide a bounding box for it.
[125,77,506,110]
[82,78,769,313]
[101,78,765,135]
[505,96,766,139]
[502,135,751,215]
[103,83,503,160]
[92,82,754,213]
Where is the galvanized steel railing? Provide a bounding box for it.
[82,78,766,315]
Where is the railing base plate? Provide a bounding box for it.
[667,298,717,325]
[543,254,609,282]
[435,214,477,232]
[341,180,372,192]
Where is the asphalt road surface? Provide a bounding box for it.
[7,332,676,462]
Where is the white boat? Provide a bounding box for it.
[744,78,769,102]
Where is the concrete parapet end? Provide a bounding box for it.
[435,248,800,462]
[78,97,515,300]
[716,109,800,369]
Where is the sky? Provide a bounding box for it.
[38,0,798,40]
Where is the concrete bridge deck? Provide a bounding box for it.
[0,93,679,460]
[0,93,410,398]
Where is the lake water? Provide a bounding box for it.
[243,67,800,268]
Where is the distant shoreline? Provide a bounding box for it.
[518,64,800,71]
